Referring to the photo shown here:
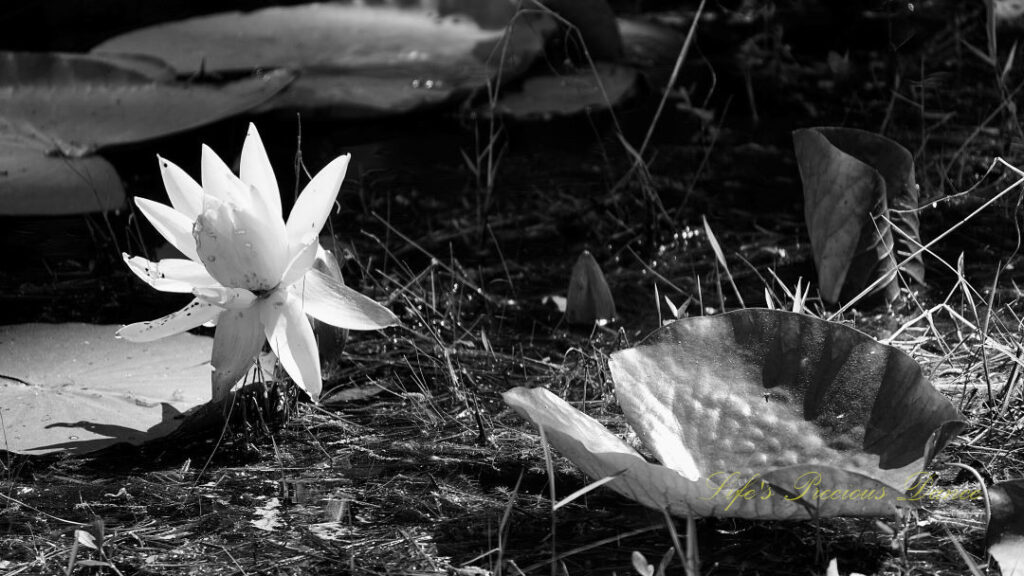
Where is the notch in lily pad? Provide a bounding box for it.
[793,127,925,304]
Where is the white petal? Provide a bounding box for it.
[291,268,399,330]
[134,198,200,262]
[116,298,220,342]
[201,144,248,205]
[211,308,266,401]
[261,292,322,401]
[240,123,282,220]
[286,154,350,248]
[157,155,203,220]
[194,201,287,291]
[194,286,257,309]
[280,240,319,288]
[123,253,217,293]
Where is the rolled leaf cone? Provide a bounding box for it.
[793,127,924,304]
[989,479,1024,576]
[565,250,616,325]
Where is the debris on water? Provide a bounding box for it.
[251,497,283,532]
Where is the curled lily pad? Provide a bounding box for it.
[505,309,963,519]
[0,51,293,156]
[793,127,924,304]
[92,2,553,116]
[989,479,1024,576]
[0,323,269,455]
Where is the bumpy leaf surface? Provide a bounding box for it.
[505,309,963,518]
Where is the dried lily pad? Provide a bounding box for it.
[482,62,638,119]
[0,133,124,215]
[793,127,924,304]
[0,323,262,455]
[505,309,963,519]
[0,51,293,156]
[92,2,553,116]
[989,479,1024,576]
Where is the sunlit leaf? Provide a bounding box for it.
[505,309,963,518]
[92,2,553,116]
[0,323,268,455]
[0,51,293,156]
[793,127,924,304]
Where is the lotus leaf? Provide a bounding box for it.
[504,309,963,519]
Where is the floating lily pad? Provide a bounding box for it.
[505,309,963,519]
[0,133,124,215]
[0,51,293,156]
[0,323,265,455]
[92,2,553,116]
[481,62,638,119]
[793,127,924,304]
[989,479,1024,576]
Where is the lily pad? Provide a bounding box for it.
[0,51,293,156]
[482,62,638,119]
[538,0,623,60]
[0,133,125,215]
[0,323,258,455]
[793,127,924,304]
[91,2,553,116]
[618,17,684,71]
[989,479,1024,576]
[504,309,963,519]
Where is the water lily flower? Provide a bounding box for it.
[119,124,399,402]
